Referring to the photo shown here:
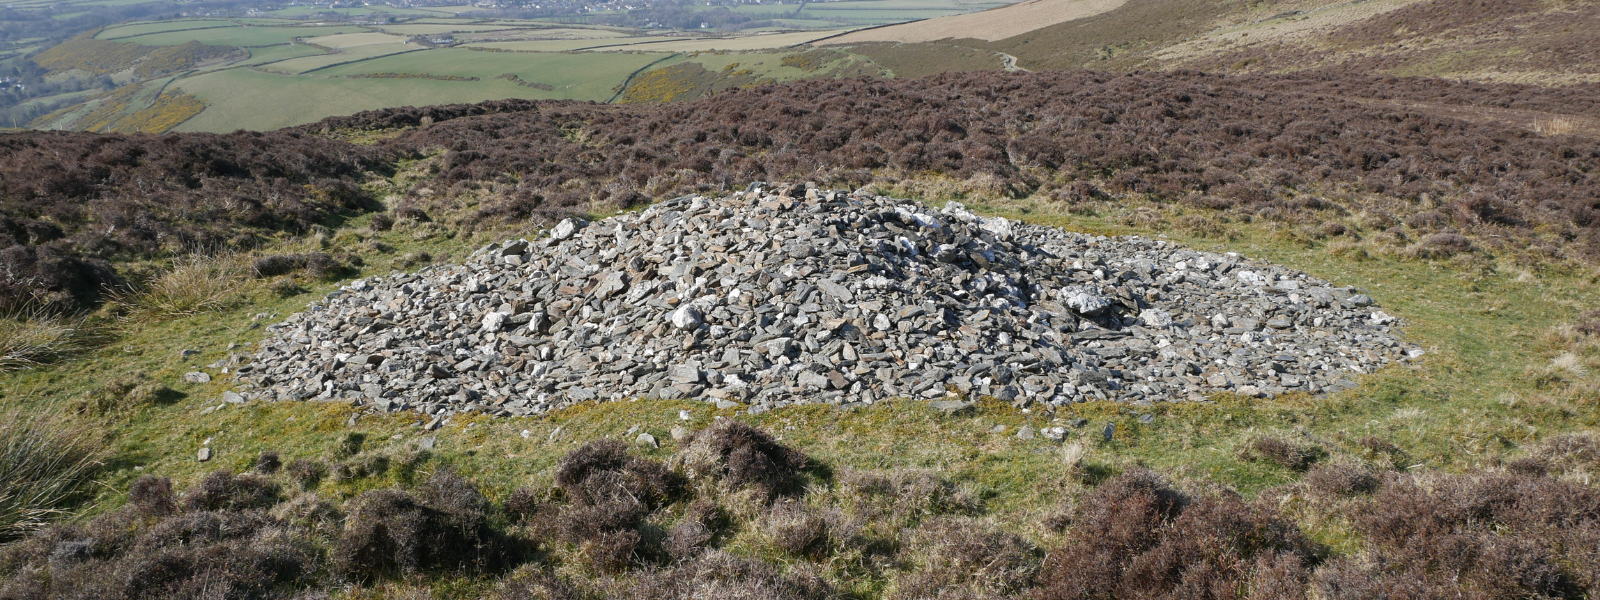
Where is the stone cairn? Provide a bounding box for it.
[235,183,1421,423]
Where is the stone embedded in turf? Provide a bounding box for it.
[238,184,1420,421]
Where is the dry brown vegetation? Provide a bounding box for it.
[4,69,1600,315]
[2,422,1596,599]
[826,0,1128,44]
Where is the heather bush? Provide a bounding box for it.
[1304,463,1381,497]
[672,419,809,499]
[184,469,280,512]
[286,458,326,490]
[549,440,680,572]
[1315,469,1600,598]
[333,471,507,580]
[555,439,678,510]
[1031,468,1316,600]
[0,475,319,599]
[664,499,727,562]
[256,451,282,475]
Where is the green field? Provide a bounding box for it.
[118,25,370,47]
[313,47,663,88]
[264,43,421,74]
[170,51,662,131]
[264,5,447,17]
[230,43,328,68]
[465,35,680,52]
[97,19,239,39]
[374,24,532,35]
[604,29,849,52]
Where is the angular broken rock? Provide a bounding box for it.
[668,364,702,384]
[671,305,703,330]
[929,400,974,415]
[184,372,211,384]
[197,447,212,462]
[1062,288,1114,316]
[481,311,508,332]
[551,217,586,240]
[242,185,1417,423]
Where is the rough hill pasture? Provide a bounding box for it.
[2,87,1600,597]
[824,0,1127,43]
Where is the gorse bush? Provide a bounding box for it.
[0,410,100,543]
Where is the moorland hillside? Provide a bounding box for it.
[1,8,1600,600]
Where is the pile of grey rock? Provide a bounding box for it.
[235,183,1421,421]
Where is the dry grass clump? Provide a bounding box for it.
[888,517,1040,600]
[0,410,101,543]
[115,253,247,320]
[624,550,837,600]
[672,419,809,499]
[1534,115,1580,136]
[1533,311,1600,390]
[1031,468,1317,600]
[1521,433,1600,481]
[1241,436,1326,472]
[0,313,102,372]
[836,468,980,527]
[287,458,328,490]
[761,500,832,558]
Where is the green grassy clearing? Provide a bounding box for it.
[1,166,1592,588]
[119,25,370,47]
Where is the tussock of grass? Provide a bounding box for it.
[113,253,248,321]
[0,409,101,542]
[0,313,101,372]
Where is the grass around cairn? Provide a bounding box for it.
[0,182,1596,597]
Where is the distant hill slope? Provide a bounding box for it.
[973,0,1600,85]
[4,70,1598,312]
[823,0,1127,44]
